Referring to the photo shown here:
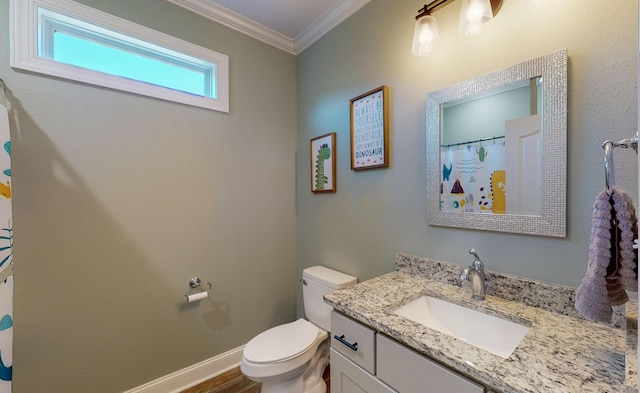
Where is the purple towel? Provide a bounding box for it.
[612,189,638,290]
[575,188,638,322]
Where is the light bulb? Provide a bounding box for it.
[419,25,434,44]
[467,1,484,22]
[458,0,493,36]
[412,15,440,56]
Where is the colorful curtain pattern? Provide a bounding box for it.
[0,102,13,392]
[440,142,505,214]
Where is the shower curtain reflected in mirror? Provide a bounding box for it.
[440,142,505,214]
[0,93,14,393]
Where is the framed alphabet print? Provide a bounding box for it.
[310,132,336,193]
[350,85,389,170]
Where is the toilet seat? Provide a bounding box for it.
[244,319,319,364]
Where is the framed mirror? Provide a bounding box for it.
[426,49,567,237]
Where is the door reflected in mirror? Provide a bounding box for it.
[426,49,567,237]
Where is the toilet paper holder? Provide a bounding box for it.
[188,277,212,292]
[185,277,212,302]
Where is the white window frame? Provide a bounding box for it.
[10,0,229,113]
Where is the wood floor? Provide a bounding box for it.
[180,365,330,393]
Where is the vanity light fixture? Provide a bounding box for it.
[411,0,503,56]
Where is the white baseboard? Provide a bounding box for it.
[123,345,245,393]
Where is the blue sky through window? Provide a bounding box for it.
[53,32,211,97]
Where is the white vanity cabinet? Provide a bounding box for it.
[330,311,394,393]
[331,349,395,393]
[376,335,484,393]
[331,311,376,373]
[330,311,486,393]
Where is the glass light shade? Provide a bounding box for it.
[412,15,440,56]
[458,0,493,36]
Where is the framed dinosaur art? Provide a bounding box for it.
[310,132,337,193]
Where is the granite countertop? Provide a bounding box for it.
[324,253,635,393]
[626,302,637,393]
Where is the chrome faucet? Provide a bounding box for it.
[460,249,486,301]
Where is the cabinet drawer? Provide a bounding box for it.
[377,335,484,393]
[331,311,376,374]
[330,349,396,393]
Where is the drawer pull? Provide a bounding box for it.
[334,334,358,351]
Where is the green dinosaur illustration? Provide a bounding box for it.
[315,143,331,190]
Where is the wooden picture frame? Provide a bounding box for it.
[350,85,389,170]
[310,132,336,193]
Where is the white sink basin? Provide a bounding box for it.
[393,296,529,359]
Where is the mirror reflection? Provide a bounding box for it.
[426,49,567,237]
[440,77,542,216]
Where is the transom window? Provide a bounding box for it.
[11,0,229,112]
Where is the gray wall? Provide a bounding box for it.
[296,0,638,316]
[1,0,298,392]
[442,85,531,145]
[0,0,637,391]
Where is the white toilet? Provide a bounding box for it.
[241,266,357,393]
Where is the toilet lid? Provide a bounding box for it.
[244,319,318,364]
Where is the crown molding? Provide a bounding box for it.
[166,0,371,55]
[167,0,296,54]
[294,0,370,53]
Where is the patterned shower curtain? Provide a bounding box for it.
[440,142,505,214]
[0,94,13,392]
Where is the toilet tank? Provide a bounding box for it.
[302,266,357,331]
